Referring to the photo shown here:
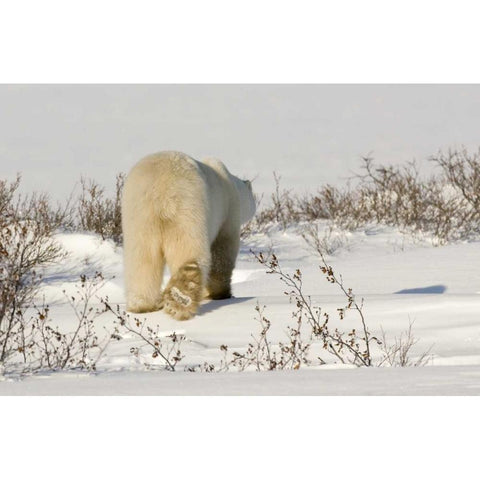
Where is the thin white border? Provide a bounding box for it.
[1,1,478,475]
[1,0,479,82]
[0,396,477,478]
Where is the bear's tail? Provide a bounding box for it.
[150,187,180,220]
[123,174,180,222]
[148,170,202,221]
[153,192,180,220]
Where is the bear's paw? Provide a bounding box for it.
[161,262,203,321]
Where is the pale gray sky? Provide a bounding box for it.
[1,84,480,200]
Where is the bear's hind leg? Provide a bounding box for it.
[206,231,239,300]
[124,238,165,314]
[161,224,210,320]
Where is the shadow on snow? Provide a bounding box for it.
[394,285,447,294]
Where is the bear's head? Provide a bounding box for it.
[238,179,256,225]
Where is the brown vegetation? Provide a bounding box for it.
[242,148,480,244]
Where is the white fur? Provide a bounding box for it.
[121,151,256,317]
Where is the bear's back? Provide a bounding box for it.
[131,151,201,178]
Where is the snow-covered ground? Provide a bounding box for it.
[2,223,479,395]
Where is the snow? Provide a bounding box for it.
[3,365,480,395]
[2,224,479,395]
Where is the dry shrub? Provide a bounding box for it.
[241,173,301,237]
[334,155,476,241]
[77,173,125,244]
[1,271,114,375]
[0,175,118,374]
[102,300,185,371]
[190,251,381,372]
[207,302,312,372]
[377,321,433,367]
[258,251,378,366]
[266,173,302,229]
[302,223,350,256]
[18,273,112,373]
[244,149,480,243]
[0,176,65,367]
[302,230,434,368]
[432,148,480,209]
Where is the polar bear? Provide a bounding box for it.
[121,151,256,320]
